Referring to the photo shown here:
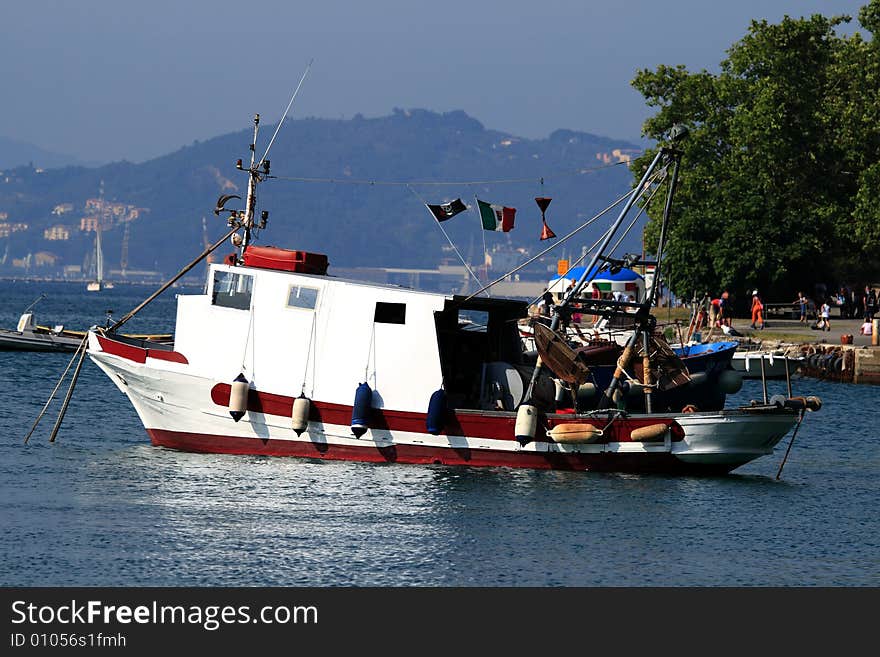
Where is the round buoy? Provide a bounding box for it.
[547,422,602,444]
[351,382,372,438]
[515,404,538,445]
[426,389,447,435]
[577,382,598,400]
[291,395,311,435]
[229,372,249,422]
[718,369,743,393]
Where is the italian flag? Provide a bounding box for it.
[477,199,516,232]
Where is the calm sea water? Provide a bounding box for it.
[1,280,878,586]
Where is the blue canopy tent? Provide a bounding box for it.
[548,266,646,301]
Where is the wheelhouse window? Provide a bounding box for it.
[287,284,319,310]
[374,302,406,324]
[212,271,254,310]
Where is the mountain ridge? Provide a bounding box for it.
[0,109,643,277]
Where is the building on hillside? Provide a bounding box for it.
[0,222,28,238]
[44,225,71,240]
[52,203,74,215]
[34,251,59,267]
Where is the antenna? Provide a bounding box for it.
[223,60,314,257]
[215,60,314,258]
[24,293,46,313]
[260,59,314,165]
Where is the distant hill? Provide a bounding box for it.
[0,136,98,170]
[0,109,643,278]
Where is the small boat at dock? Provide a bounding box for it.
[731,348,805,379]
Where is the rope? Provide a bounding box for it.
[266,160,631,187]
[522,168,667,310]
[406,185,486,293]
[301,313,317,396]
[240,300,256,373]
[465,166,668,304]
[460,186,638,302]
[364,322,376,383]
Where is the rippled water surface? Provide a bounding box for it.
[1,281,878,586]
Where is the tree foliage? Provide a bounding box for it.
[632,1,880,303]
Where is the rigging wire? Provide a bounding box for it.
[520,167,668,310]
[461,167,666,303]
[266,159,631,187]
[406,185,488,294]
[301,313,317,397]
[475,193,490,296]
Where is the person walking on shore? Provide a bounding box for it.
[750,290,764,330]
[794,291,807,324]
[820,300,831,332]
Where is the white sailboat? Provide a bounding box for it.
[86,203,114,292]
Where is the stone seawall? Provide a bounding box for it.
[791,344,880,385]
[854,347,880,385]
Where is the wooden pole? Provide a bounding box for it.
[48,341,88,443]
[785,353,793,399]
[23,335,87,444]
[775,410,805,480]
[759,354,768,404]
[41,224,241,444]
[641,331,653,413]
[110,225,239,333]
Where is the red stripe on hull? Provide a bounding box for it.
[147,349,189,364]
[146,429,725,474]
[209,384,684,444]
[97,334,146,363]
[96,333,188,364]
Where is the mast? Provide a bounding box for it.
[96,224,103,284]
[240,113,261,254]
[120,220,130,277]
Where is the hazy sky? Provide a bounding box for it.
[1,0,868,163]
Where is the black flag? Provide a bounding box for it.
[427,198,467,222]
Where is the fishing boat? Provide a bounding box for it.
[85,114,821,474]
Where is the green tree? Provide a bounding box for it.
[632,2,880,304]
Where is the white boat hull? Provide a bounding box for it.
[732,352,804,378]
[88,332,799,474]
